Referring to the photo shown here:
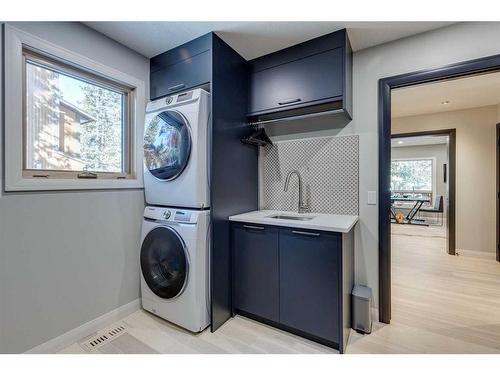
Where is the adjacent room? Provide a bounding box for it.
[363,72,500,353]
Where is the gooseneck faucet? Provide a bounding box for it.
[284,170,309,214]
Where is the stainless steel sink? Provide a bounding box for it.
[268,214,315,221]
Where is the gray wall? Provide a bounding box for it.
[0,22,148,353]
[347,22,500,310]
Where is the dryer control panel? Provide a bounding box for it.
[144,206,208,224]
[145,88,208,113]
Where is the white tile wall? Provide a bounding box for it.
[260,135,359,215]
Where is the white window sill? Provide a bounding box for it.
[6,178,144,192]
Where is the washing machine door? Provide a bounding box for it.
[143,110,191,181]
[140,226,189,299]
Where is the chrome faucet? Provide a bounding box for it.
[284,170,309,214]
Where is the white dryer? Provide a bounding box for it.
[140,206,210,333]
[143,89,210,208]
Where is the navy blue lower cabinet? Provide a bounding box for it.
[230,222,353,353]
[232,224,279,321]
[279,228,341,345]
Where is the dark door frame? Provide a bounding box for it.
[379,53,500,324]
[391,130,456,256]
[497,124,500,262]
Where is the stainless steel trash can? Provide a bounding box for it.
[352,285,372,334]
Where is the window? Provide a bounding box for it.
[4,25,145,191]
[391,158,434,193]
[23,48,132,178]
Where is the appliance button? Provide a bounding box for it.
[165,97,173,105]
[163,210,171,219]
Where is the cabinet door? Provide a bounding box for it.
[232,224,279,321]
[279,228,341,343]
[150,50,211,99]
[248,48,343,115]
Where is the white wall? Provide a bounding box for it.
[344,22,500,311]
[393,106,497,254]
[0,22,148,353]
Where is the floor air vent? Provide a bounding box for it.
[80,322,128,352]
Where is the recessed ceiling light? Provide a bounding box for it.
[398,140,404,145]
[441,100,450,105]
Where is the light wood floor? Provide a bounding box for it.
[347,222,500,353]
[60,222,500,354]
[59,310,336,354]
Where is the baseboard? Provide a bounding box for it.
[456,248,496,259]
[25,298,141,354]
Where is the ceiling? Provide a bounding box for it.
[391,135,449,148]
[84,21,453,59]
[392,70,500,118]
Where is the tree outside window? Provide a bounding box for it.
[391,159,433,193]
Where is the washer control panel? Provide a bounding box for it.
[144,206,206,224]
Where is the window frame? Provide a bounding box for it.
[22,48,134,179]
[390,157,437,205]
[4,25,145,191]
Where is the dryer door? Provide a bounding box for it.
[140,226,189,299]
[143,110,191,181]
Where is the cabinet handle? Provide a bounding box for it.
[292,230,320,237]
[168,83,186,91]
[278,98,301,106]
[243,225,265,231]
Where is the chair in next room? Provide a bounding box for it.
[419,195,444,226]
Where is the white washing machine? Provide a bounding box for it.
[140,206,210,333]
[143,89,210,208]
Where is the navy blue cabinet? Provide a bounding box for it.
[150,51,211,98]
[231,222,353,353]
[249,48,343,114]
[279,228,341,343]
[150,34,212,99]
[232,224,279,321]
[247,29,352,123]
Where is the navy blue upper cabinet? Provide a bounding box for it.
[279,228,341,344]
[150,34,212,99]
[247,29,352,121]
[232,224,279,321]
[249,48,343,114]
[150,51,211,98]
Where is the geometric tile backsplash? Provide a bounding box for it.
[260,135,359,215]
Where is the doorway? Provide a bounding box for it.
[378,54,500,324]
[391,130,456,256]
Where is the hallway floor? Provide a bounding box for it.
[347,222,500,353]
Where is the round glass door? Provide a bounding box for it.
[143,110,191,181]
[141,227,189,299]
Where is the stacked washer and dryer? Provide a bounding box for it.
[140,89,211,333]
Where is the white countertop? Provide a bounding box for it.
[228,210,358,233]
